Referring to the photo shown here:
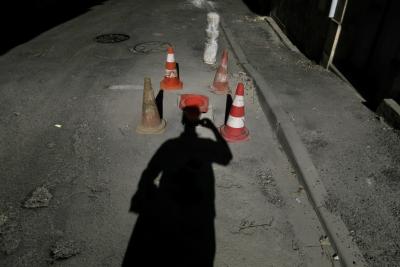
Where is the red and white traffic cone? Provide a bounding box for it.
[220,82,249,142]
[211,49,229,94]
[160,46,183,90]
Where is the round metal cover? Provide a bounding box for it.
[95,34,130,43]
[131,41,171,54]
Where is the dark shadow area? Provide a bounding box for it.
[336,53,400,110]
[362,100,378,113]
[224,94,233,124]
[0,0,106,55]
[333,0,400,108]
[242,0,272,15]
[176,62,181,78]
[155,90,164,119]
[123,107,232,267]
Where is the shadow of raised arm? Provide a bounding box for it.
[200,118,232,166]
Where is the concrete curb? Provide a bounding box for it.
[264,16,300,53]
[207,5,368,267]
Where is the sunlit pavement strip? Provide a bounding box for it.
[107,84,143,90]
[97,0,335,265]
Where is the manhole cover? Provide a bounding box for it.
[130,41,171,54]
[95,34,130,43]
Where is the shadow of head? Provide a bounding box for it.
[181,106,201,127]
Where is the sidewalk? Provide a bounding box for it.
[214,0,400,266]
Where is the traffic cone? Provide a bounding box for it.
[160,46,183,90]
[136,77,166,134]
[211,49,229,94]
[220,82,249,142]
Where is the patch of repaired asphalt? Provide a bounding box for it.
[50,239,82,261]
[22,186,52,209]
[0,206,21,255]
[256,168,285,207]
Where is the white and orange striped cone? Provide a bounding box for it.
[211,49,229,94]
[220,82,249,142]
[160,46,183,90]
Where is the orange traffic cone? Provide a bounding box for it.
[160,46,183,90]
[211,49,229,94]
[220,82,249,142]
[136,77,166,134]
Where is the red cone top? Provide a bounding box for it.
[167,46,174,54]
[235,83,245,96]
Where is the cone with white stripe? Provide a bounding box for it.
[160,46,183,90]
[220,82,249,142]
[211,49,229,94]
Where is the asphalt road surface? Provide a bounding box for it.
[0,0,342,266]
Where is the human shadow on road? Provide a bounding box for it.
[122,107,232,267]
